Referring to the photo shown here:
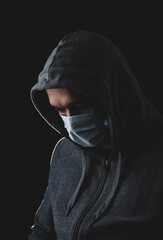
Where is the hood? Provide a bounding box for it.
[31,30,163,154]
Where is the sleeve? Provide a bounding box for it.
[28,186,57,240]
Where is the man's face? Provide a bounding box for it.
[46,88,99,116]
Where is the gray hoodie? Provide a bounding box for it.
[29,30,163,240]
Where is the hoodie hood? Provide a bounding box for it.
[31,30,163,154]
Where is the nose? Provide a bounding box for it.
[65,109,73,117]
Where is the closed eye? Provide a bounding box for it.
[54,107,66,113]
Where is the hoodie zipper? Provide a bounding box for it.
[71,160,109,240]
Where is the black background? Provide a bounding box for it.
[3,2,163,239]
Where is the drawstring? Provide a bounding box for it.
[88,151,122,228]
[65,151,87,216]
[65,116,121,222]
[65,116,121,226]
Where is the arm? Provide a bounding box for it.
[28,187,57,240]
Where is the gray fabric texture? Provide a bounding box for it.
[29,30,163,240]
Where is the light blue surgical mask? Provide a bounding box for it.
[60,112,109,147]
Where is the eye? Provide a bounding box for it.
[55,107,65,113]
[76,102,95,110]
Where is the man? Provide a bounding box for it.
[29,30,163,240]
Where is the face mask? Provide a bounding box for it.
[60,112,109,147]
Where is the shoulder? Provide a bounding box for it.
[52,137,79,153]
[50,137,83,165]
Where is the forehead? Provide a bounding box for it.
[46,88,84,99]
[46,88,91,106]
[46,88,88,100]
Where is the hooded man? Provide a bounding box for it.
[28,30,163,240]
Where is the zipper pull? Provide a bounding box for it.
[104,159,109,168]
